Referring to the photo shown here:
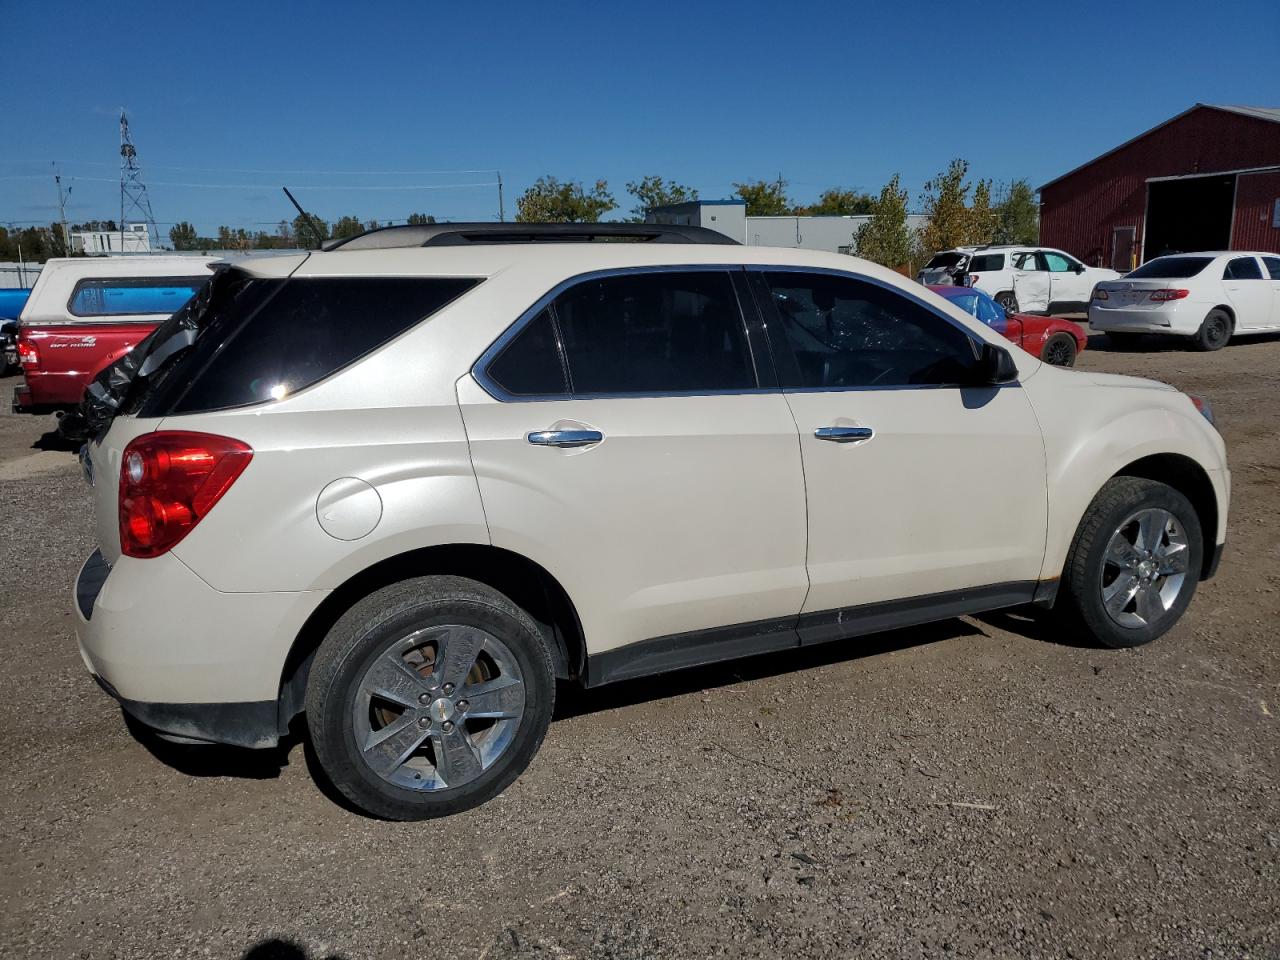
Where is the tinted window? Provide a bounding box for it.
[764,272,979,389]
[968,253,1005,272]
[1264,257,1280,281]
[1128,256,1213,279]
[485,308,567,396]
[1225,257,1263,280]
[68,276,208,317]
[153,277,478,414]
[551,271,754,395]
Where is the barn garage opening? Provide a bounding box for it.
[1144,174,1235,259]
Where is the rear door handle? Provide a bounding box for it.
[814,426,874,443]
[527,429,603,448]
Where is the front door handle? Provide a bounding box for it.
[527,429,603,448]
[814,426,874,443]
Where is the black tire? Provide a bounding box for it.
[1107,332,1144,351]
[1057,477,1203,649]
[306,575,555,820]
[1192,309,1232,352]
[1041,332,1078,367]
[995,292,1018,314]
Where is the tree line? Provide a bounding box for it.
[168,212,437,252]
[513,163,1039,271]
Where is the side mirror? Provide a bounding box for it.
[976,342,1019,384]
[1073,262,1086,274]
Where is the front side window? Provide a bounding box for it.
[549,271,755,395]
[1263,257,1280,281]
[764,272,980,389]
[1044,252,1075,273]
[68,276,209,318]
[1224,257,1263,280]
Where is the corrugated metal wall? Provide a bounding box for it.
[1040,107,1280,265]
[1231,170,1280,252]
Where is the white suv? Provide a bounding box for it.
[74,223,1229,820]
[919,245,1120,315]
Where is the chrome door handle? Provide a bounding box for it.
[814,426,874,443]
[527,429,603,448]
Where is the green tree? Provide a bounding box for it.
[918,159,976,255]
[854,175,915,270]
[292,212,328,249]
[796,187,874,216]
[733,177,792,216]
[407,213,436,225]
[968,179,997,246]
[993,179,1039,245]
[330,215,365,240]
[516,177,616,222]
[625,175,698,220]
[169,221,199,250]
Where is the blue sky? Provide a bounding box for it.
[4,0,1277,238]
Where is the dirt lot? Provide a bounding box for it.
[0,333,1276,960]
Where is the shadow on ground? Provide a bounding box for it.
[241,938,348,959]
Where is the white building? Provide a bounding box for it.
[72,223,152,255]
[647,199,928,254]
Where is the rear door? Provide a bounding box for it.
[1222,256,1271,330]
[458,268,810,666]
[752,268,1047,626]
[1010,252,1050,313]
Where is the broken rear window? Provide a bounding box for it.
[139,276,480,416]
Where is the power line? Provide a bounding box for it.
[33,176,498,191]
[4,160,501,177]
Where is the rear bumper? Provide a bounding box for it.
[1088,302,1200,334]
[73,548,329,748]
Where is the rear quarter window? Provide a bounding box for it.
[68,276,209,318]
[144,276,480,415]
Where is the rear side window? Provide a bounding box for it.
[1128,256,1213,279]
[1012,252,1042,271]
[1224,257,1262,280]
[150,277,479,414]
[68,276,208,318]
[1264,257,1280,281]
[968,253,1005,272]
[485,308,567,396]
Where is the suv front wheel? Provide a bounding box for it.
[306,576,555,820]
[1058,477,1203,649]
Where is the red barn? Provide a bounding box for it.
[1039,104,1280,270]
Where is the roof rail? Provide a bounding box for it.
[324,222,739,251]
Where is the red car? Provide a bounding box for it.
[13,257,215,413]
[929,284,1086,367]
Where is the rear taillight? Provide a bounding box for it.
[17,339,39,368]
[1092,287,1109,301]
[966,274,978,287]
[1150,288,1190,302]
[119,431,253,558]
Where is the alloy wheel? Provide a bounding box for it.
[1098,508,1189,629]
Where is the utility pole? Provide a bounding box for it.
[497,171,505,222]
[119,109,159,254]
[53,163,71,256]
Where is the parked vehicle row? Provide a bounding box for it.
[928,285,1086,366]
[11,257,216,412]
[1090,251,1280,351]
[918,245,1121,315]
[72,223,1228,820]
[0,288,29,375]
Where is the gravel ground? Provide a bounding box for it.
[0,333,1277,960]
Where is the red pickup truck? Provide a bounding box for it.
[14,256,216,412]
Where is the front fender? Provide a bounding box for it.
[1027,370,1229,582]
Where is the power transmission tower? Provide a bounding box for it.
[53,163,71,255]
[119,109,159,253]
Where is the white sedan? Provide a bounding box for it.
[1090,252,1280,351]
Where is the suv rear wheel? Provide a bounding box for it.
[1058,477,1203,649]
[306,576,555,820]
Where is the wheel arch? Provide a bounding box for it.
[275,544,587,735]
[1109,453,1218,580]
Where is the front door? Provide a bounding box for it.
[1010,251,1051,313]
[1222,255,1273,330]
[458,268,810,661]
[751,269,1048,627]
